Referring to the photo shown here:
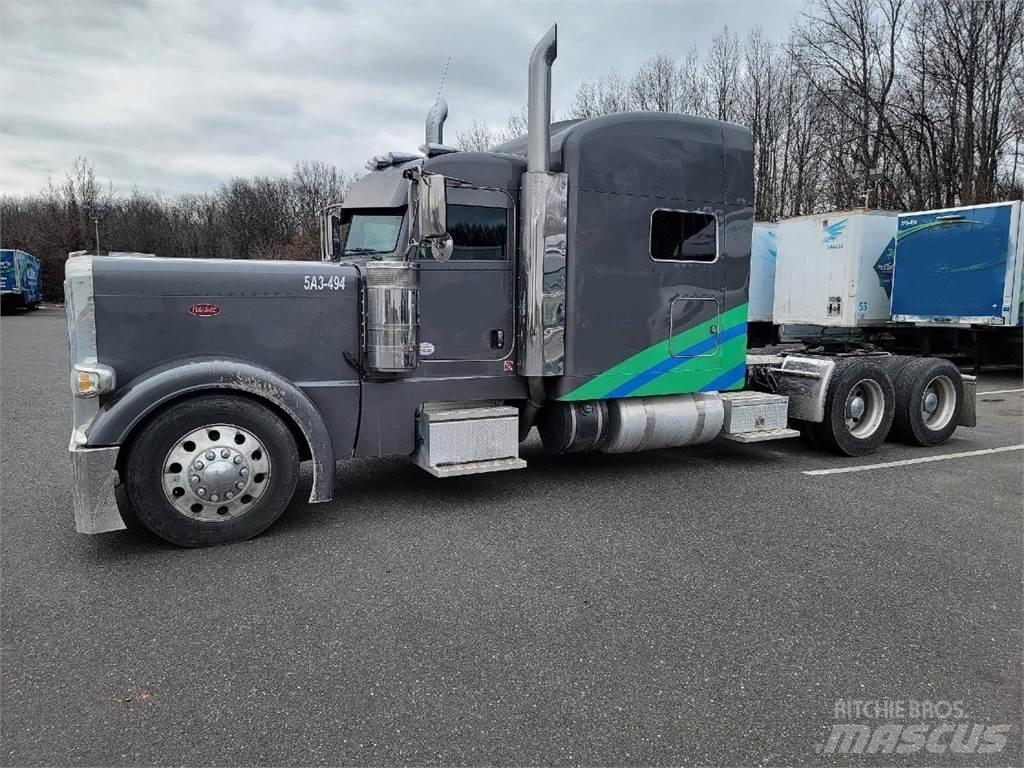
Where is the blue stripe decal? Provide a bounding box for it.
[701,362,747,392]
[606,323,748,398]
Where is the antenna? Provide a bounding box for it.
[433,56,451,108]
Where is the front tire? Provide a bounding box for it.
[810,358,895,456]
[123,394,299,547]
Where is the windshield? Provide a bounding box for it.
[338,210,403,257]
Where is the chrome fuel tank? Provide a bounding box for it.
[602,393,724,453]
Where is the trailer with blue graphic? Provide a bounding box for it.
[746,222,778,347]
[1,249,42,312]
[891,202,1023,327]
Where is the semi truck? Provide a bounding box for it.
[65,25,976,547]
[1,249,42,312]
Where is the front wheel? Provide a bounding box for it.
[123,394,299,547]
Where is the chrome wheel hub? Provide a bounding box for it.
[844,379,885,439]
[162,424,271,521]
[847,396,866,420]
[921,375,956,431]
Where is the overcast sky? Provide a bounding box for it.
[1,0,804,196]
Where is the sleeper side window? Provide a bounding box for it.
[650,210,717,262]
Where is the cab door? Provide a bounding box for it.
[416,186,515,363]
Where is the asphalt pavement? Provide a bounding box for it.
[2,308,1022,766]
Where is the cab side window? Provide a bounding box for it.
[421,204,507,261]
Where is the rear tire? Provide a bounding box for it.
[123,394,299,547]
[810,358,895,456]
[890,357,963,446]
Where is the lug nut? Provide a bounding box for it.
[221,449,230,458]
[193,460,204,470]
[210,494,219,502]
[233,456,242,465]
[189,474,200,484]
[225,491,234,499]
[239,467,248,476]
[196,487,206,497]
[205,451,216,461]
[235,481,245,490]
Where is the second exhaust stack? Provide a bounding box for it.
[518,23,568,378]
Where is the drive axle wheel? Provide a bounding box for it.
[124,394,299,547]
[811,358,895,456]
[889,357,963,446]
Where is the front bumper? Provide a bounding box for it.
[70,444,126,534]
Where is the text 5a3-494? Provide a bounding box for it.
[303,274,346,291]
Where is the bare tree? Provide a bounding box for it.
[630,54,680,112]
[706,26,743,122]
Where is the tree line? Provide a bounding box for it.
[2,0,1021,303]
[0,158,354,301]
[459,0,1024,220]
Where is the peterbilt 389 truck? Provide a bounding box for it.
[65,26,975,546]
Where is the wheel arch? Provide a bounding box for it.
[89,358,335,503]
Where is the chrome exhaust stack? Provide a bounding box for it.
[421,98,457,157]
[517,23,567,377]
[526,26,557,173]
[425,98,447,146]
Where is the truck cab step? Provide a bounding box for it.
[413,404,526,477]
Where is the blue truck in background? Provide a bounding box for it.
[1,249,42,312]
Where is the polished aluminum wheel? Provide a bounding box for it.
[921,375,956,431]
[161,423,271,522]
[844,378,885,438]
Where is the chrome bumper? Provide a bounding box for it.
[70,444,126,534]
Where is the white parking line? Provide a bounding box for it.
[803,445,1024,476]
[978,388,1024,395]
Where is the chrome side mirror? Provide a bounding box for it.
[417,171,448,239]
[427,234,454,262]
[320,203,345,261]
[405,168,452,262]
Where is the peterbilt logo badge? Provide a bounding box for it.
[188,303,220,317]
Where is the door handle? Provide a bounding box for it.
[490,329,505,349]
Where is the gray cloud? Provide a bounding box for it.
[0,0,803,196]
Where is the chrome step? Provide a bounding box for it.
[720,427,800,443]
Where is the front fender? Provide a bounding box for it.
[88,357,336,503]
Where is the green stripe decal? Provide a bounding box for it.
[559,303,749,401]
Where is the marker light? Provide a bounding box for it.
[71,363,115,398]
